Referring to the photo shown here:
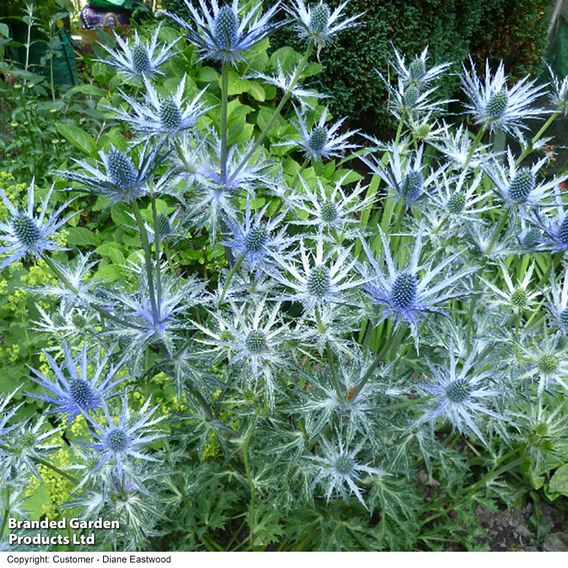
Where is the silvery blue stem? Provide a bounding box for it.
[132,200,160,328]
[220,61,230,184]
[228,44,314,185]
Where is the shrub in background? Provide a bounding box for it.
[163,0,550,133]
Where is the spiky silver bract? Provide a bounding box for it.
[362,142,442,210]
[482,261,540,315]
[429,123,489,171]
[98,24,178,81]
[62,143,166,206]
[293,175,374,240]
[307,436,386,509]
[223,199,293,274]
[425,171,494,236]
[299,349,387,440]
[483,148,563,210]
[286,0,363,48]
[0,390,23,446]
[282,108,359,161]
[517,331,568,394]
[358,229,477,345]
[460,58,549,135]
[109,77,210,137]
[273,236,361,312]
[547,266,568,334]
[194,298,291,405]
[547,65,568,115]
[178,132,278,239]
[526,190,568,254]
[417,347,506,445]
[6,9,568,537]
[0,181,73,268]
[248,64,323,110]
[1,416,60,481]
[85,396,166,476]
[392,46,451,89]
[103,263,207,364]
[28,253,97,307]
[167,0,282,64]
[28,342,126,424]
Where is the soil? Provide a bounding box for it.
[477,502,568,551]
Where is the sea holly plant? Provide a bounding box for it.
[1,0,568,552]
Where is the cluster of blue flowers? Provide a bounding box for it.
[0,0,567,547]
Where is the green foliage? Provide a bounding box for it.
[188,0,554,133]
[0,173,56,393]
[0,3,103,181]
[0,6,566,553]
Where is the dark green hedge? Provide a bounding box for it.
[162,0,550,133]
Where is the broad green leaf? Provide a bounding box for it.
[93,264,124,281]
[64,84,106,98]
[198,66,219,84]
[547,464,568,499]
[26,484,50,521]
[66,227,99,247]
[55,123,97,156]
[96,242,125,265]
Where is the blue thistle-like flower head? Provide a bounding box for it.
[417,346,506,445]
[103,264,206,370]
[390,272,418,310]
[223,199,293,276]
[286,0,364,48]
[402,169,424,204]
[213,5,239,49]
[85,396,166,475]
[282,108,359,161]
[486,89,508,120]
[358,229,477,346]
[61,142,165,206]
[131,44,152,74]
[98,25,178,81]
[273,236,361,312]
[518,331,568,394]
[393,46,451,88]
[293,175,375,240]
[243,225,268,252]
[524,188,568,254]
[508,169,535,203]
[167,0,282,65]
[560,216,568,245]
[194,298,291,406]
[0,181,74,269]
[461,58,549,135]
[108,76,210,138]
[362,143,442,210]
[309,3,330,34]
[447,191,466,214]
[483,148,562,210]
[27,342,127,424]
[307,436,386,509]
[107,149,138,190]
[307,264,331,298]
